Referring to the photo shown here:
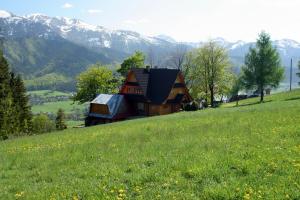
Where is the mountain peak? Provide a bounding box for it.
[0,10,13,18]
[155,35,176,43]
[274,39,300,48]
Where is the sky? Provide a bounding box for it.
[1,0,300,42]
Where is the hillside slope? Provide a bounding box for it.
[1,90,300,199]
[3,37,114,77]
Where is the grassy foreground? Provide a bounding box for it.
[1,90,300,199]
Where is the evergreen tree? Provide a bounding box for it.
[0,49,32,140]
[10,72,32,135]
[55,108,67,130]
[241,32,284,102]
[0,50,13,140]
[297,61,300,85]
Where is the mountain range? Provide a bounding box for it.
[0,10,299,91]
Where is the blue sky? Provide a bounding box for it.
[1,0,300,42]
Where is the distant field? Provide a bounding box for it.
[28,90,86,124]
[28,90,71,97]
[1,90,300,199]
[31,100,86,114]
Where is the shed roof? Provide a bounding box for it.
[89,94,125,119]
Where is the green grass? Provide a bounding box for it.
[223,89,300,108]
[1,90,300,199]
[66,120,85,127]
[31,101,86,114]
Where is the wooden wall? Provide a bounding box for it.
[90,104,110,115]
[148,104,175,116]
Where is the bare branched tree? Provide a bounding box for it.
[146,47,155,68]
[169,43,188,70]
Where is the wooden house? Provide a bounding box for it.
[85,68,192,126]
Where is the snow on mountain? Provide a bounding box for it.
[212,37,229,47]
[1,10,300,73]
[230,40,247,49]
[0,10,12,18]
[273,39,300,49]
[155,35,177,43]
[3,9,300,53]
[0,11,172,52]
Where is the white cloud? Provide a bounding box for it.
[124,18,150,25]
[87,9,103,14]
[62,3,73,9]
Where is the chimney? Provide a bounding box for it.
[146,65,150,72]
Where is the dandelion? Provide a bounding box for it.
[243,193,250,200]
[15,191,25,198]
[73,195,79,200]
[118,189,125,193]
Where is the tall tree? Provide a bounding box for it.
[187,41,232,107]
[0,50,13,139]
[10,73,32,135]
[241,32,284,102]
[117,51,145,76]
[55,109,67,130]
[73,64,120,103]
[297,61,300,85]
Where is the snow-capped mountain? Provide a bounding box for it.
[0,11,175,54]
[1,10,300,58]
[0,10,299,90]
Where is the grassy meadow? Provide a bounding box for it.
[1,90,300,199]
[31,100,86,114]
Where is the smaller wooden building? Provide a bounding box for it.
[85,94,130,126]
[86,68,192,126]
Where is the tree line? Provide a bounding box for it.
[0,50,32,139]
[73,31,286,107]
[0,50,68,140]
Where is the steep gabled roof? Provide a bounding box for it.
[130,68,180,104]
[130,68,149,96]
[147,68,180,104]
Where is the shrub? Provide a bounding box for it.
[32,114,56,134]
[183,101,199,111]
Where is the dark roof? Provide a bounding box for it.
[131,68,149,96]
[130,68,180,104]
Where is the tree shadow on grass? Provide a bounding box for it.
[285,97,300,101]
[230,100,273,108]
